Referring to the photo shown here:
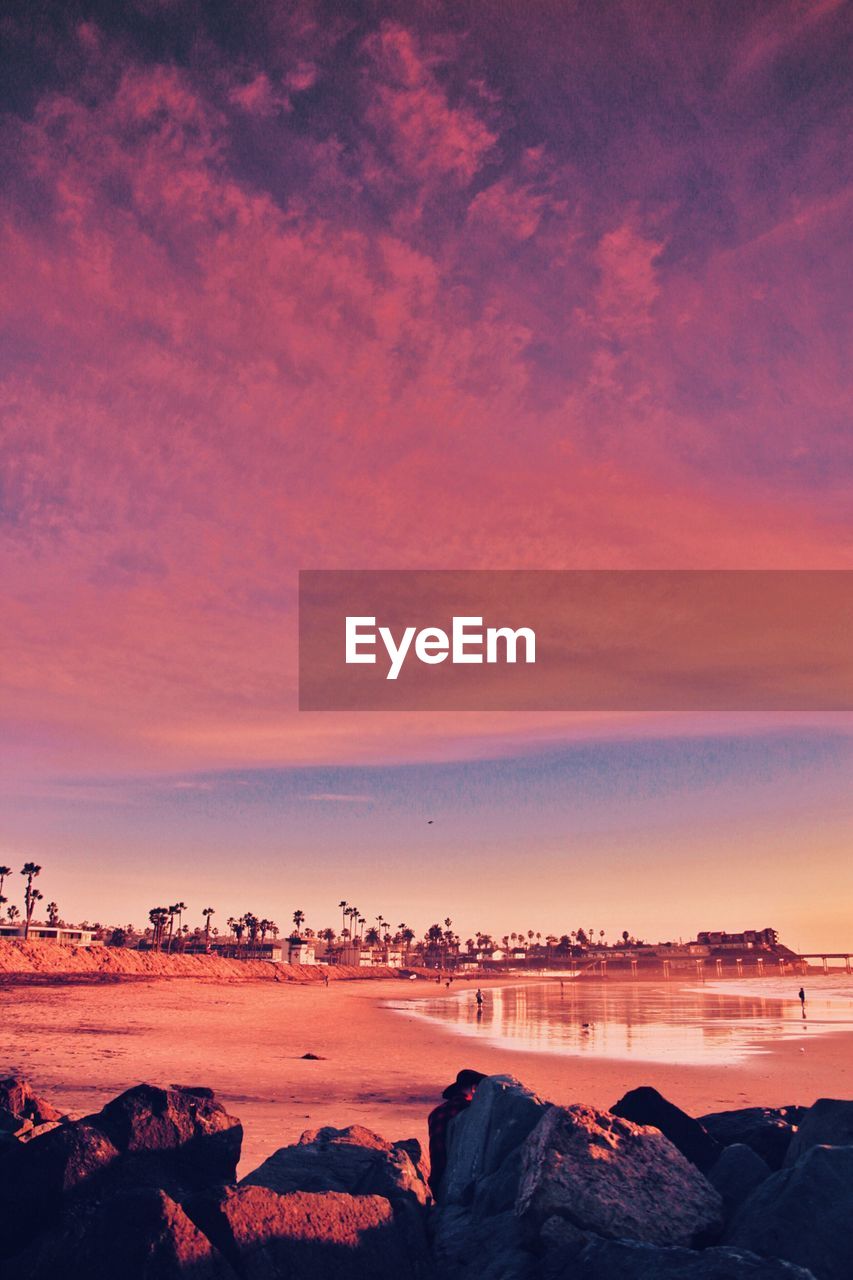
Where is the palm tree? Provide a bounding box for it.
[226,916,237,943]
[21,863,42,940]
[46,901,60,927]
[339,900,348,936]
[293,909,305,935]
[148,907,168,950]
[0,865,10,912]
[202,907,215,950]
[168,902,186,952]
[364,926,381,947]
[7,905,20,924]
[165,904,179,953]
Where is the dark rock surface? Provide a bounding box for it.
[725,1143,853,1280]
[700,1107,804,1171]
[575,1237,817,1278]
[87,1083,242,1190]
[782,1098,853,1166]
[612,1086,722,1173]
[0,1121,122,1256]
[18,1187,239,1280]
[516,1103,723,1247]
[708,1143,772,1219]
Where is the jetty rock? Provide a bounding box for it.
[707,1143,772,1221]
[18,1187,239,1280]
[782,1098,853,1166]
[699,1106,804,1171]
[241,1122,429,1208]
[0,1083,241,1260]
[517,1102,723,1248]
[0,1076,65,1126]
[188,1185,421,1280]
[725,1143,853,1280]
[573,1237,817,1278]
[611,1086,722,1173]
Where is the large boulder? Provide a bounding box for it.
[189,1184,420,1279]
[241,1124,428,1208]
[707,1144,772,1220]
[725,1143,853,1280]
[783,1099,853,1166]
[86,1083,242,1190]
[0,1077,65,1126]
[516,1104,723,1247]
[441,1076,550,1207]
[17,1187,239,1280]
[575,1237,818,1278]
[0,1082,242,1260]
[0,1122,121,1257]
[611,1087,722,1173]
[700,1107,804,1171]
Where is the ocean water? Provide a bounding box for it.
[389,975,853,1066]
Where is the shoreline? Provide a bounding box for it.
[3,973,853,1175]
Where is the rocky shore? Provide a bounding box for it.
[1,1071,849,1279]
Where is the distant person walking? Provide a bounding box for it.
[427,1069,486,1198]
[475,988,483,1007]
[799,987,806,1017]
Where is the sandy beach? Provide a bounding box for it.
[2,974,852,1175]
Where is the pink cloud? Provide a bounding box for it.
[0,8,850,780]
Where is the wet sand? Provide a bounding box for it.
[2,976,851,1175]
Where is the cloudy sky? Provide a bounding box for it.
[1,0,851,947]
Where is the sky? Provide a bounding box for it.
[1,0,851,949]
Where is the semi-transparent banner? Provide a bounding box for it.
[298,570,853,711]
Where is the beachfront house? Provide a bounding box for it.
[0,924,97,945]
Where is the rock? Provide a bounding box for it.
[431,1205,536,1280]
[612,1087,722,1173]
[189,1184,419,1279]
[441,1076,550,1206]
[18,1187,239,1280]
[241,1123,429,1208]
[783,1098,853,1165]
[0,1082,241,1259]
[725,1142,853,1280]
[0,1122,121,1257]
[576,1237,818,1278]
[708,1144,772,1218]
[0,1077,65,1125]
[86,1082,242,1191]
[700,1107,803,1171]
[0,1108,34,1138]
[516,1104,723,1248]
[18,1121,64,1144]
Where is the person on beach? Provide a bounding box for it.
[799,987,806,1016]
[476,988,483,1008]
[428,1069,487,1198]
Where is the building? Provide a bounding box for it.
[287,938,315,965]
[696,928,779,950]
[0,924,96,945]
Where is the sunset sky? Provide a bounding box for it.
[1,1,851,949]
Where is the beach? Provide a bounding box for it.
[2,974,852,1175]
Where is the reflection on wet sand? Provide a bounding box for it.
[393,980,853,1065]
